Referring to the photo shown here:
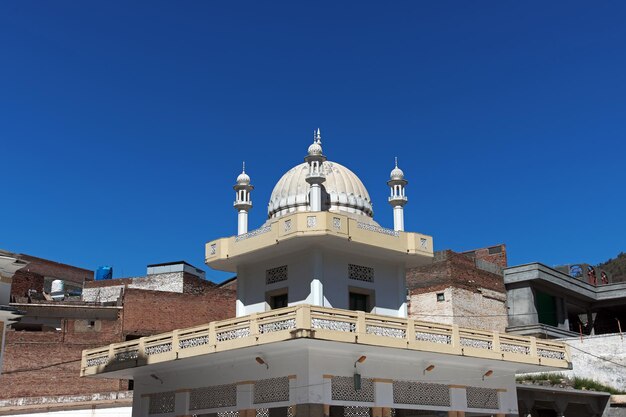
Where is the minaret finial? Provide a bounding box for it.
[316,128,321,144]
[395,157,398,168]
[242,161,245,173]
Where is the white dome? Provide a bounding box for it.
[307,141,323,156]
[268,161,374,219]
[236,171,250,185]
[390,166,404,180]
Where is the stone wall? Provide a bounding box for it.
[82,272,217,302]
[406,250,508,332]
[558,334,626,391]
[409,287,508,331]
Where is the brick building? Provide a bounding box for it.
[0,252,236,414]
[406,245,509,332]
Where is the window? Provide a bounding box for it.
[436,293,445,302]
[270,293,288,309]
[349,292,369,312]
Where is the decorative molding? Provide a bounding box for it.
[356,222,399,237]
[366,325,405,339]
[259,318,296,334]
[235,226,271,242]
[311,318,356,333]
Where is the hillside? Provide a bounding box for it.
[597,252,626,283]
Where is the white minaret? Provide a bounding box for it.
[305,128,327,212]
[234,162,253,235]
[388,157,408,231]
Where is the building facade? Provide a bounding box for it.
[82,132,571,417]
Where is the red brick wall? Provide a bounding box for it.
[182,273,218,294]
[10,255,93,299]
[17,254,93,285]
[122,287,236,337]
[10,270,44,298]
[1,319,124,399]
[461,244,508,268]
[406,250,505,294]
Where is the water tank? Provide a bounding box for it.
[51,279,65,301]
[95,266,113,280]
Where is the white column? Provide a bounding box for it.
[310,184,321,212]
[238,210,249,235]
[393,205,404,231]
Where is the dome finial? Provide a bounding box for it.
[390,158,405,181]
[242,161,246,173]
[307,128,323,156]
[236,162,251,185]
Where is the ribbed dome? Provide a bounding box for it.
[268,161,374,219]
[390,166,404,181]
[236,171,250,185]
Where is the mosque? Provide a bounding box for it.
[82,130,571,417]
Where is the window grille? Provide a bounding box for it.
[266,265,288,285]
[348,264,374,283]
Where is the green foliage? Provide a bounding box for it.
[516,373,626,394]
[597,252,626,283]
[572,377,625,395]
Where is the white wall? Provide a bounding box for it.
[236,247,406,317]
[130,343,519,416]
[558,334,626,391]
[5,406,132,417]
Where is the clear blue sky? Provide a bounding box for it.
[1,2,625,282]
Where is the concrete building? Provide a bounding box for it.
[504,262,626,399]
[82,132,571,417]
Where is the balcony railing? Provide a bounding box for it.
[82,305,570,376]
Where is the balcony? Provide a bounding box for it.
[82,305,570,377]
[205,211,433,272]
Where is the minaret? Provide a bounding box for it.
[388,157,408,231]
[305,128,327,211]
[234,162,253,235]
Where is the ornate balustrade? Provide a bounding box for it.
[82,305,570,376]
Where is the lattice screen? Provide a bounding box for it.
[266,265,288,285]
[348,264,374,282]
[253,377,290,404]
[217,411,239,417]
[466,387,499,409]
[392,381,450,406]
[190,383,237,410]
[331,376,375,402]
[343,406,370,417]
[148,391,175,415]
